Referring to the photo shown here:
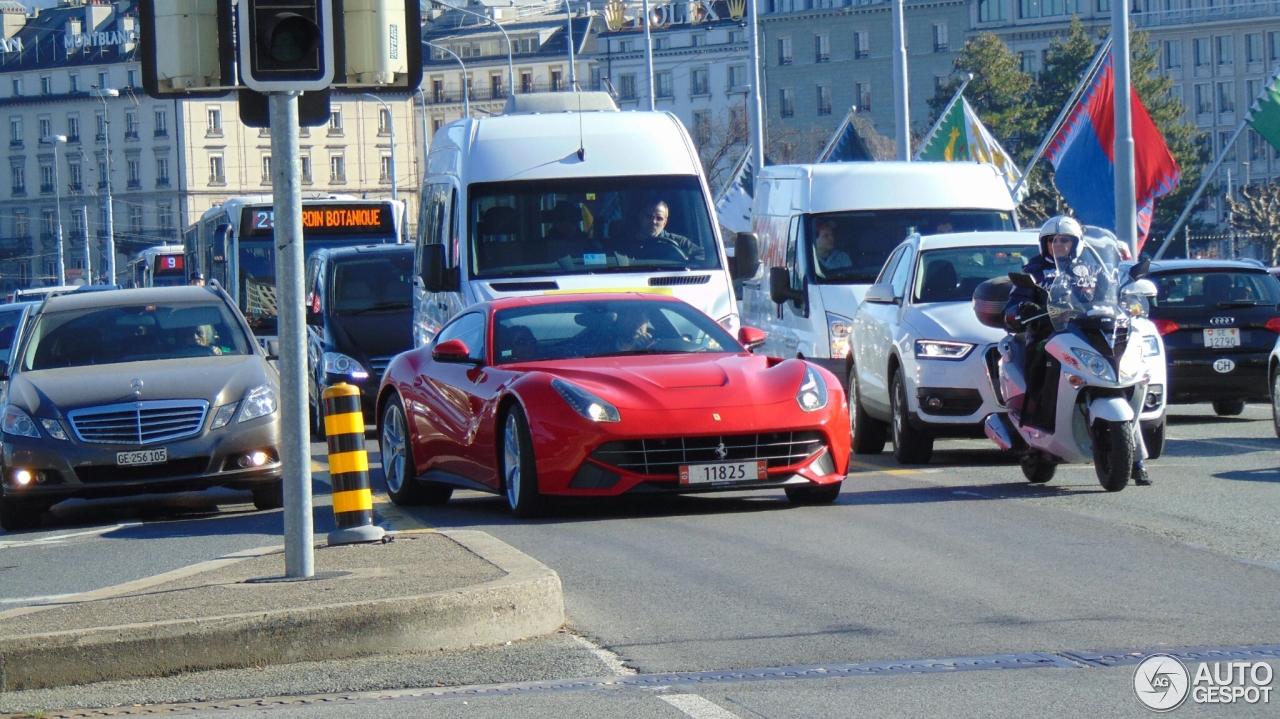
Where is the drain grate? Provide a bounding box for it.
[1062,644,1280,668]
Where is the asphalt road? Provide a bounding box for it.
[2,404,1278,717]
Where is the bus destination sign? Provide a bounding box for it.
[241,203,395,237]
[154,254,185,274]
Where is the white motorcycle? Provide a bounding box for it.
[975,248,1159,491]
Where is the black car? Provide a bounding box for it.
[1146,260,1280,415]
[305,244,415,434]
[0,286,283,531]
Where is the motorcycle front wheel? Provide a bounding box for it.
[1092,419,1133,492]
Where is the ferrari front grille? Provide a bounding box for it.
[590,431,826,476]
[67,400,209,445]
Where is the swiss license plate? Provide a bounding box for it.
[117,448,167,466]
[680,460,768,485]
[1203,328,1240,349]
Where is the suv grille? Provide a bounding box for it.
[68,400,209,445]
[590,431,825,477]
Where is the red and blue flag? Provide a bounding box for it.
[1045,55,1180,248]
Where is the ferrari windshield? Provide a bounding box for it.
[493,299,740,365]
[21,302,251,370]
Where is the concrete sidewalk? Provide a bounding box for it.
[0,530,565,692]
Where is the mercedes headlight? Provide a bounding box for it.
[1142,335,1161,357]
[827,312,853,359]
[1070,348,1117,382]
[323,352,369,380]
[238,385,279,423]
[552,378,620,422]
[914,340,976,360]
[796,365,829,412]
[1,405,40,438]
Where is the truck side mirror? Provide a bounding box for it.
[420,244,459,293]
[732,232,761,280]
[769,267,792,305]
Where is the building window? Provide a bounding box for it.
[156,156,170,186]
[42,209,55,238]
[11,165,24,195]
[690,34,702,48]
[301,155,312,184]
[1216,36,1232,67]
[9,117,19,145]
[618,40,631,53]
[729,106,746,143]
[124,111,137,139]
[129,205,142,232]
[1217,81,1234,114]
[1020,51,1039,74]
[551,69,563,92]
[261,155,271,183]
[97,160,107,189]
[1245,33,1263,64]
[40,164,53,194]
[780,88,794,118]
[40,76,51,95]
[1219,131,1236,162]
[1194,83,1212,115]
[520,71,533,94]
[206,107,222,137]
[97,70,108,88]
[70,208,83,239]
[1097,0,1109,10]
[329,154,345,183]
[158,203,172,229]
[38,118,50,140]
[11,78,20,96]
[817,85,832,116]
[13,210,26,237]
[127,69,137,87]
[431,117,444,134]
[380,154,392,183]
[933,24,948,53]
[1164,40,1181,70]
[1271,31,1280,62]
[66,115,79,143]
[127,158,141,188]
[69,74,78,93]
[209,155,225,185]
[778,36,792,66]
[68,162,81,191]
[1193,37,1210,67]
[977,0,1005,21]
[656,71,673,98]
[693,110,711,145]
[619,74,637,100]
[815,34,829,63]
[691,67,709,96]
[854,31,869,59]
[377,107,392,134]
[489,74,503,99]
[728,65,746,90]
[96,112,106,142]
[654,37,668,51]
[729,30,743,44]
[856,81,872,111]
[329,108,343,134]
[154,109,167,137]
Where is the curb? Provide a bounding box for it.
[0,530,565,692]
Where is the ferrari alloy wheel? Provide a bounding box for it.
[848,365,887,455]
[891,372,933,465]
[503,407,545,518]
[784,481,842,505]
[380,396,452,506]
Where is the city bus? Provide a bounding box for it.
[187,195,405,338]
[128,244,190,288]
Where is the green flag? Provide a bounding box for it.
[917,97,1026,201]
[917,98,968,162]
[1246,73,1280,152]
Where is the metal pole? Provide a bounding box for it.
[427,42,470,118]
[565,0,576,90]
[913,74,972,161]
[53,136,66,286]
[642,0,655,111]
[435,1,514,98]
[1112,1,1138,256]
[891,0,909,161]
[82,204,90,282]
[747,0,765,171]
[94,88,119,286]
[270,92,314,580]
[1012,36,1112,197]
[1152,119,1246,259]
[1226,167,1235,259]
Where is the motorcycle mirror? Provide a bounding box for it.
[1008,272,1037,289]
[1129,260,1151,280]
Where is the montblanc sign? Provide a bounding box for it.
[65,29,138,50]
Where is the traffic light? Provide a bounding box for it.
[138,0,234,98]
[239,0,337,92]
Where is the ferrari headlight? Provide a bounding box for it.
[1142,335,1161,357]
[39,419,67,441]
[323,352,369,380]
[238,385,278,423]
[914,340,976,360]
[1070,348,1117,382]
[552,378,620,422]
[210,402,239,430]
[796,365,829,412]
[827,312,853,359]
[1,405,40,438]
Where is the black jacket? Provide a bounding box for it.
[1004,254,1065,334]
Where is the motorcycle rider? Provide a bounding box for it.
[1004,215,1151,486]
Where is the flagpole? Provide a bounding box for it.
[913,73,972,161]
[1012,36,1113,198]
[642,0,655,111]
[715,145,753,204]
[891,0,909,161]
[816,106,855,163]
[1113,0,1139,256]
[747,0,765,173]
[1151,120,1247,260]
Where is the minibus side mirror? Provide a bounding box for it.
[732,233,761,280]
[768,267,806,309]
[420,244,459,293]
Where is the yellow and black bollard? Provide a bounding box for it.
[323,383,386,546]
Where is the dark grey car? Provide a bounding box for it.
[0,286,283,531]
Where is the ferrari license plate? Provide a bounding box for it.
[680,461,768,485]
[117,448,167,466]
[1203,328,1240,349]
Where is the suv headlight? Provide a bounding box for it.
[1070,348,1117,382]
[827,312,853,359]
[238,385,279,423]
[1,405,40,438]
[552,378,620,422]
[914,340,976,360]
[210,402,239,430]
[323,352,369,380]
[796,365,829,412]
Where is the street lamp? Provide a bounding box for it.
[431,0,514,99]
[361,93,399,241]
[415,85,432,167]
[91,86,119,286]
[427,42,470,118]
[48,134,67,286]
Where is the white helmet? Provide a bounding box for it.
[1038,215,1083,259]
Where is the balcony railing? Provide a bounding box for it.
[154,129,168,138]
[66,134,80,144]
[68,182,82,193]
[40,183,54,194]
[11,186,24,197]
[0,235,30,261]
[124,131,139,141]
[1132,0,1280,28]
[127,179,142,189]
[421,82,564,106]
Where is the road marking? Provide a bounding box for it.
[0,523,141,551]
[659,694,745,719]
[847,459,921,476]
[0,593,78,605]
[571,634,636,676]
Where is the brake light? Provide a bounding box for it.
[1151,319,1180,336]
[1266,318,1280,334]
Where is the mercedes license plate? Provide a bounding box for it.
[680,461,768,485]
[117,448,167,466]
[1203,328,1240,349]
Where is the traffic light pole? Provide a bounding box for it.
[270,91,314,579]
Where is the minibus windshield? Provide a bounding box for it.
[468,176,721,279]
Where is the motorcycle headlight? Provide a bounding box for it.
[39,419,67,441]
[796,365,829,412]
[552,378,620,422]
[914,340,976,360]
[827,312,853,359]
[1070,348,1117,382]
[1,405,40,439]
[1142,335,1160,358]
[210,402,239,430]
[238,385,278,423]
[323,352,369,380]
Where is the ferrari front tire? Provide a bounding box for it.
[502,406,545,519]
[784,481,842,505]
[380,395,452,506]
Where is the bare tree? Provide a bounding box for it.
[1226,181,1280,264]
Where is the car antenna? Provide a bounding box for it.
[576,91,585,161]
